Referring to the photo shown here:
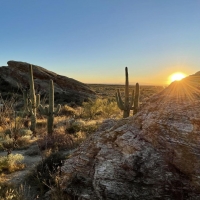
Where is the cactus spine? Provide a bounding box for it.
[115,67,140,118]
[23,65,40,134]
[39,80,61,135]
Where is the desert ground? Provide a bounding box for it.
[0,83,163,199]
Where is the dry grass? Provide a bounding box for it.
[0,154,25,173]
[0,85,163,199]
[0,182,32,200]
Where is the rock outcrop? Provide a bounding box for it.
[0,60,95,105]
[60,76,200,199]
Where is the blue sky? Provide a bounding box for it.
[0,0,200,85]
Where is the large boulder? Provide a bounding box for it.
[60,76,200,199]
[0,60,96,105]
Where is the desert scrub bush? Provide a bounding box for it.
[2,113,29,149]
[101,98,121,118]
[25,152,67,198]
[0,183,22,200]
[1,138,30,152]
[82,99,102,119]
[81,123,99,136]
[82,98,121,119]
[15,136,32,150]
[65,120,85,134]
[0,183,31,200]
[66,125,80,134]
[59,105,76,116]
[37,132,74,151]
[36,119,47,129]
[4,128,32,138]
[0,154,24,173]
[2,129,32,151]
[0,137,14,152]
[65,119,99,137]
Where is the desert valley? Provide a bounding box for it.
[0,60,200,199]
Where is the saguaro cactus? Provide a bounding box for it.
[115,67,134,118]
[133,82,140,114]
[23,65,40,134]
[115,67,140,118]
[39,79,61,135]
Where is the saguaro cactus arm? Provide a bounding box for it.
[36,94,40,108]
[133,82,140,114]
[115,89,125,110]
[130,90,134,109]
[54,104,61,114]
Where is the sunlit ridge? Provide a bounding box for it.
[169,72,186,84]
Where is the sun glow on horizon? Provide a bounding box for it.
[168,72,187,84]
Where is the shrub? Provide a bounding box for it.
[82,123,99,135]
[0,153,24,173]
[2,131,31,151]
[0,182,32,200]
[36,120,46,129]
[65,119,99,136]
[25,152,67,197]
[66,125,80,134]
[82,99,101,119]
[1,137,14,152]
[82,98,120,119]
[59,105,76,116]
[18,129,32,137]
[37,133,74,151]
[65,120,85,134]
[101,98,120,118]
[0,183,22,200]
[15,136,31,150]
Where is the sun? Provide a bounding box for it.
[169,72,186,83]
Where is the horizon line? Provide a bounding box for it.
[85,83,168,86]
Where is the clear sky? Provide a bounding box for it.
[0,0,200,85]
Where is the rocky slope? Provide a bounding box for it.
[60,77,200,199]
[0,60,95,105]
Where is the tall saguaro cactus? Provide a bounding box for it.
[39,79,61,135]
[23,65,40,134]
[133,82,140,114]
[115,67,140,118]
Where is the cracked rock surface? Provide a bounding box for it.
[61,76,200,199]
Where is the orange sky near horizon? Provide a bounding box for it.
[64,65,193,86]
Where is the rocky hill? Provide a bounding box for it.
[59,77,200,199]
[0,60,95,105]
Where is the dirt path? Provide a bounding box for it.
[0,144,75,187]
